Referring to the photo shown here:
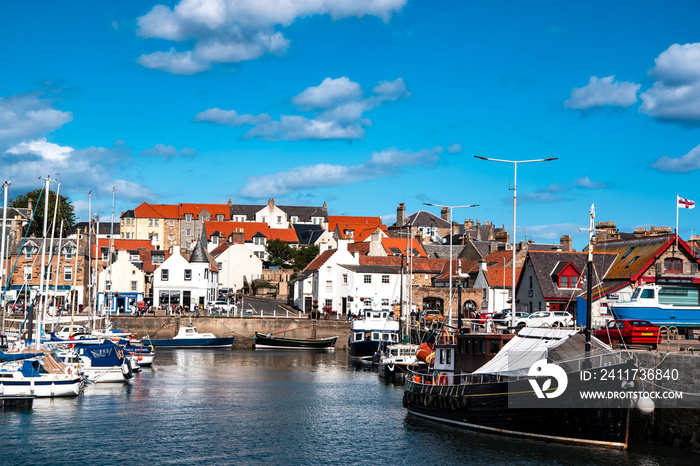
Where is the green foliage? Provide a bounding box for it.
[265,239,294,267]
[251,279,275,296]
[11,188,77,238]
[292,245,319,271]
[264,240,319,271]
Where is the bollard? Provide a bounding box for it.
[273,310,276,318]
[299,311,302,318]
[286,310,289,318]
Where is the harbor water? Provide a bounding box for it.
[1,349,696,465]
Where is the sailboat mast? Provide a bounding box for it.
[585,204,595,355]
[1,181,9,334]
[36,176,51,349]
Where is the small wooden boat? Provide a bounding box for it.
[254,324,337,350]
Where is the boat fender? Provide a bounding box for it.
[457,396,467,409]
[422,393,432,407]
[403,392,409,408]
[414,375,421,384]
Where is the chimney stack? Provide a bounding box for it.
[560,235,572,252]
[397,203,406,227]
[440,207,449,222]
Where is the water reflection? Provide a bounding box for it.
[0,349,695,465]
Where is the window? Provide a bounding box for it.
[665,258,682,274]
[23,246,37,258]
[364,275,371,284]
[125,232,131,239]
[261,216,266,223]
[559,275,569,288]
[152,254,164,264]
[253,236,266,246]
[106,280,111,291]
[255,251,265,259]
[131,281,137,291]
[382,275,389,284]
[130,254,139,261]
[291,216,298,223]
[169,220,175,226]
[148,219,153,227]
[381,299,389,307]
[342,274,348,284]
[184,269,192,281]
[529,276,533,289]
[24,265,32,280]
[217,214,224,221]
[101,249,109,261]
[204,269,208,279]
[63,246,76,259]
[217,262,223,270]
[161,269,169,281]
[125,218,130,226]
[185,214,192,223]
[277,216,282,223]
[168,234,174,241]
[326,281,332,292]
[325,298,332,308]
[363,298,372,307]
[201,216,209,222]
[186,229,191,237]
[154,219,159,227]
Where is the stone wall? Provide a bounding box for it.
[111,315,351,350]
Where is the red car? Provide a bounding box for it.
[594,319,659,349]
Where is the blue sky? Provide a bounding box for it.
[2,0,700,249]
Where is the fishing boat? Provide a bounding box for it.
[144,325,234,348]
[349,307,400,360]
[610,283,700,327]
[254,324,337,350]
[402,328,635,448]
[403,205,637,449]
[375,342,426,380]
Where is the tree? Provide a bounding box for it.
[10,188,77,238]
[292,245,319,271]
[265,239,294,267]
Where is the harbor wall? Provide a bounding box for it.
[629,350,700,453]
[111,315,351,350]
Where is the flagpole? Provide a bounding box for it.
[676,194,679,250]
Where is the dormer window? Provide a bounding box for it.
[23,246,38,258]
[554,261,581,289]
[185,214,192,223]
[217,214,224,221]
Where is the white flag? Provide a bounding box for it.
[678,195,695,209]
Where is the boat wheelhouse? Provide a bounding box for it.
[610,283,700,327]
[349,308,400,360]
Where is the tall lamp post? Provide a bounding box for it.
[474,155,557,328]
[424,202,478,327]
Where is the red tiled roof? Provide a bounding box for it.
[178,203,230,219]
[92,239,153,259]
[304,249,336,272]
[133,202,179,219]
[381,237,427,257]
[328,216,382,232]
[138,249,171,273]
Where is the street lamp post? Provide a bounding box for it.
[424,202,478,327]
[474,155,557,329]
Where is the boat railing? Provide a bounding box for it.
[657,326,680,352]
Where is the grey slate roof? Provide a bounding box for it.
[526,251,617,300]
[399,210,450,228]
[339,264,402,274]
[422,244,465,259]
[229,203,328,223]
[293,224,325,245]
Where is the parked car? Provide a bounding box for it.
[424,310,444,324]
[493,310,530,328]
[593,319,659,349]
[207,300,234,315]
[525,311,574,328]
[6,300,26,315]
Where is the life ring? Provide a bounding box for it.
[441,330,452,345]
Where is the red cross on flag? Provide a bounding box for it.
[678,195,695,209]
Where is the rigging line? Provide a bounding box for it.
[1,188,44,300]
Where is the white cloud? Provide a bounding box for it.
[136,0,406,74]
[0,93,73,152]
[573,175,610,189]
[651,144,700,173]
[198,76,409,141]
[239,145,442,198]
[447,143,462,154]
[195,108,270,126]
[3,138,155,203]
[292,77,362,110]
[640,43,700,120]
[564,76,640,109]
[142,143,198,161]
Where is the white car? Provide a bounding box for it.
[525,311,574,328]
[207,300,234,314]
